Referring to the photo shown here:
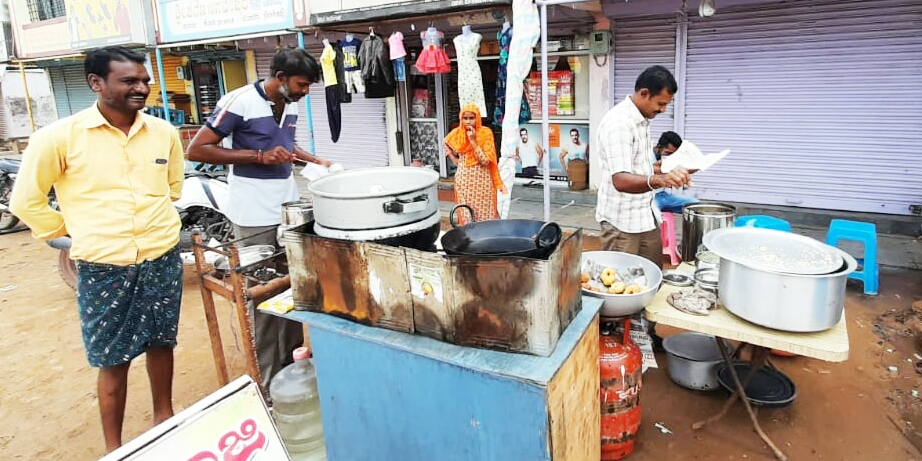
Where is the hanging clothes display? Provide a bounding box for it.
[453,26,487,116]
[388,31,408,82]
[359,32,396,98]
[500,0,541,160]
[493,21,532,127]
[341,34,365,94]
[333,41,352,104]
[415,27,451,74]
[321,39,342,143]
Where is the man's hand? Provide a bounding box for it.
[260,146,296,165]
[659,167,692,189]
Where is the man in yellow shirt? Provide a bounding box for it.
[10,46,184,453]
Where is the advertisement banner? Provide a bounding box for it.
[158,0,294,43]
[525,70,574,118]
[66,0,133,49]
[514,123,589,180]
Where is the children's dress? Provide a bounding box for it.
[415,27,451,74]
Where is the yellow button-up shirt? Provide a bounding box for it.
[10,104,183,265]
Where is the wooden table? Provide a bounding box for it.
[645,263,850,460]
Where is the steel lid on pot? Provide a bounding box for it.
[307,166,439,198]
[702,227,844,275]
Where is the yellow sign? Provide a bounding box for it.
[66,0,133,49]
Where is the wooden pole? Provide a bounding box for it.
[191,232,230,386]
[17,62,35,132]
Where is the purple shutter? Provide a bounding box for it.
[683,0,922,215]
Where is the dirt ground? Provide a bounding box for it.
[1,228,921,461]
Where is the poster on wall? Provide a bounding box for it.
[525,70,574,118]
[513,123,589,179]
[66,0,133,49]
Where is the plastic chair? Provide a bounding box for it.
[825,219,878,296]
[734,215,792,232]
[660,212,681,265]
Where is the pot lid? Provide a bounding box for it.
[702,227,844,275]
[307,166,439,199]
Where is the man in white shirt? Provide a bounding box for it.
[595,65,690,265]
[515,128,544,177]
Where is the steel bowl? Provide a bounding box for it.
[581,251,663,317]
[662,332,724,391]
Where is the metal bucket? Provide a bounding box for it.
[681,202,736,262]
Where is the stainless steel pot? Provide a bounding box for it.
[307,167,439,231]
[281,200,314,227]
[703,227,858,332]
[681,203,736,262]
[662,332,724,391]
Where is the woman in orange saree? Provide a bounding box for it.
[443,104,507,225]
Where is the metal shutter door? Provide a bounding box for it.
[684,0,922,215]
[256,50,313,150]
[308,83,389,168]
[48,67,71,118]
[612,16,677,142]
[60,65,96,113]
[48,65,96,117]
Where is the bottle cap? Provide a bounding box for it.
[292,347,311,361]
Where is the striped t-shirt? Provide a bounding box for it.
[206,80,301,227]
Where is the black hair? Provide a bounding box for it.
[570,128,579,135]
[270,48,321,84]
[519,128,528,134]
[635,65,678,96]
[84,46,146,83]
[656,131,683,149]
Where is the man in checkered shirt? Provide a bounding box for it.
[595,66,691,265]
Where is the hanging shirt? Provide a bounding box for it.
[341,37,362,71]
[388,32,407,60]
[320,42,338,86]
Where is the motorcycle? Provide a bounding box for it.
[51,166,232,289]
[0,157,59,232]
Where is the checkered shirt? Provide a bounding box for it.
[595,96,661,233]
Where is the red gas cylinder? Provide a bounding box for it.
[600,318,643,460]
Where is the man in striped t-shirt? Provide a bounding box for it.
[187,48,329,391]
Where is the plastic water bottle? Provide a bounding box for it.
[270,347,327,461]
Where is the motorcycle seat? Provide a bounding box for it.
[0,158,20,174]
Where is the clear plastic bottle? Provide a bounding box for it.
[269,347,327,461]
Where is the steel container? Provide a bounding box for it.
[662,332,724,391]
[281,200,314,227]
[307,167,439,231]
[704,228,858,332]
[580,251,663,318]
[681,203,736,262]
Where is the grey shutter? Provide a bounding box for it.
[308,83,389,168]
[683,0,922,215]
[47,64,95,117]
[612,16,677,142]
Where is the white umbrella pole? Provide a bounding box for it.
[540,1,550,222]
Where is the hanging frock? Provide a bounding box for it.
[415,27,451,74]
[493,25,532,126]
[453,32,487,116]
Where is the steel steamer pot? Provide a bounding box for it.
[307,167,440,233]
[702,227,857,332]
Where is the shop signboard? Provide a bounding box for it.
[157,0,295,43]
[310,0,510,25]
[99,376,290,461]
[515,123,589,179]
[65,0,133,49]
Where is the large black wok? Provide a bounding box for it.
[441,204,562,259]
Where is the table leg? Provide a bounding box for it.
[719,343,788,461]
[692,341,759,430]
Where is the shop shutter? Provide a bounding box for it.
[683,0,922,215]
[255,50,313,151]
[47,64,96,117]
[308,83,389,168]
[612,16,677,143]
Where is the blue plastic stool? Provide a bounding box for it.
[825,219,878,296]
[734,215,792,232]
